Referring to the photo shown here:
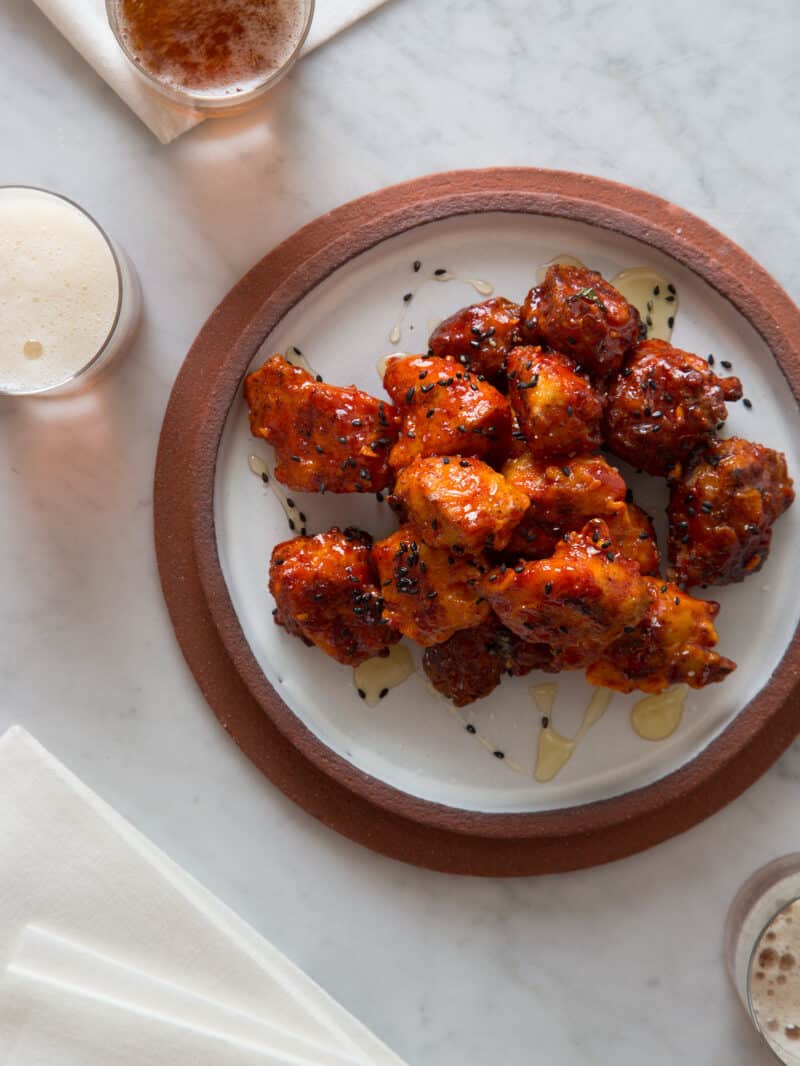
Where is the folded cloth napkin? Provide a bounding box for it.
[31,0,392,144]
[0,727,406,1066]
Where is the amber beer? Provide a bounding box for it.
[108,0,313,110]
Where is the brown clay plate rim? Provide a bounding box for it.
[155,168,800,876]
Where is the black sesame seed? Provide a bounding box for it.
[674,596,681,605]
[426,408,435,418]
[338,436,347,444]
[708,354,715,365]
[434,268,448,276]
[405,387,415,403]
[460,459,470,467]
[442,457,450,464]
[743,397,753,409]
[544,582,552,594]
[427,590,438,599]
[561,466,571,477]
[413,260,421,272]
[720,360,732,369]
[290,455,301,463]
[667,316,674,329]
[357,688,366,699]
[352,418,362,427]
[403,292,413,303]
[466,723,477,734]
[638,531,650,540]
[493,750,505,760]
[653,285,660,295]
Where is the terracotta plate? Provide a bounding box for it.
[155,169,800,875]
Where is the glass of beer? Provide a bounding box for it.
[106,0,315,115]
[0,187,141,397]
[725,855,800,1063]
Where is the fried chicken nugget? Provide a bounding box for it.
[245,356,399,492]
[269,527,399,665]
[587,578,736,693]
[392,454,530,553]
[372,525,490,646]
[383,355,511,470]
[484,518,650,669]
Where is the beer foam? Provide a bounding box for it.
[0,189,119,394]
[116,0,307,97]
[750,898,800,1062]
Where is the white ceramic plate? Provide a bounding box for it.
[214,211,800,815]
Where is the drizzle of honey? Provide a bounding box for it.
[610,267,678,342]
[534,687,612,783]
[630,684,688,741]
[354,645,415,707]
[248,453,307,534]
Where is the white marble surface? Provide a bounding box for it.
[1,0,799,1063]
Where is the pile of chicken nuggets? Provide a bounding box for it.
[245,265,794,707]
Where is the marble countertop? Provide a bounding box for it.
[2,0,799,1062]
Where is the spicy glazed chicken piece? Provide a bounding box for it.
[269,528,400,665]
[428,297,522,383]
[391,455,530,554]
[484,519,650,669]
[603,339,743,476]
[383,355,512,471]
[520,265,641,381]
[667,436,795,588]
[372,526,490,646]
[587,578,736,693]
[605,501,661,576]
[502,452,626,558]
[422,613,556,707]
[245,356,399,493]
[507,346,603,459]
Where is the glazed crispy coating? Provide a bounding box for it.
[245,356,399,493]
[502,453,626,558]
[423,613,556,706]
[521,265,641,380]
[667,436,794,587]
[428,297,521,383]
[392,455,530,553]
[603,339,743,476]
[484,519,650,669]
[587,578,736,693]
[372,525,490,646]
[269,528,400,665]
[605,501,661,576]
[507,346,604,459]
[383,355,512,470]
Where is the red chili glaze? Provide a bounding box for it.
[383,355,511,470]
[521,265,641,381]
[667,436,794,587]
[604,339,743,476]
[428,297,522,383]
[245,355,399,492]
[269,527,400,665]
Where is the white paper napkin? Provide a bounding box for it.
[31,0,392,144]
[0,727,406,1066]
[8,926,361,1066]
[2,973,325,1066]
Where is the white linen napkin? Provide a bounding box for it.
[0,727,406,1066]
[31,0,392,144]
